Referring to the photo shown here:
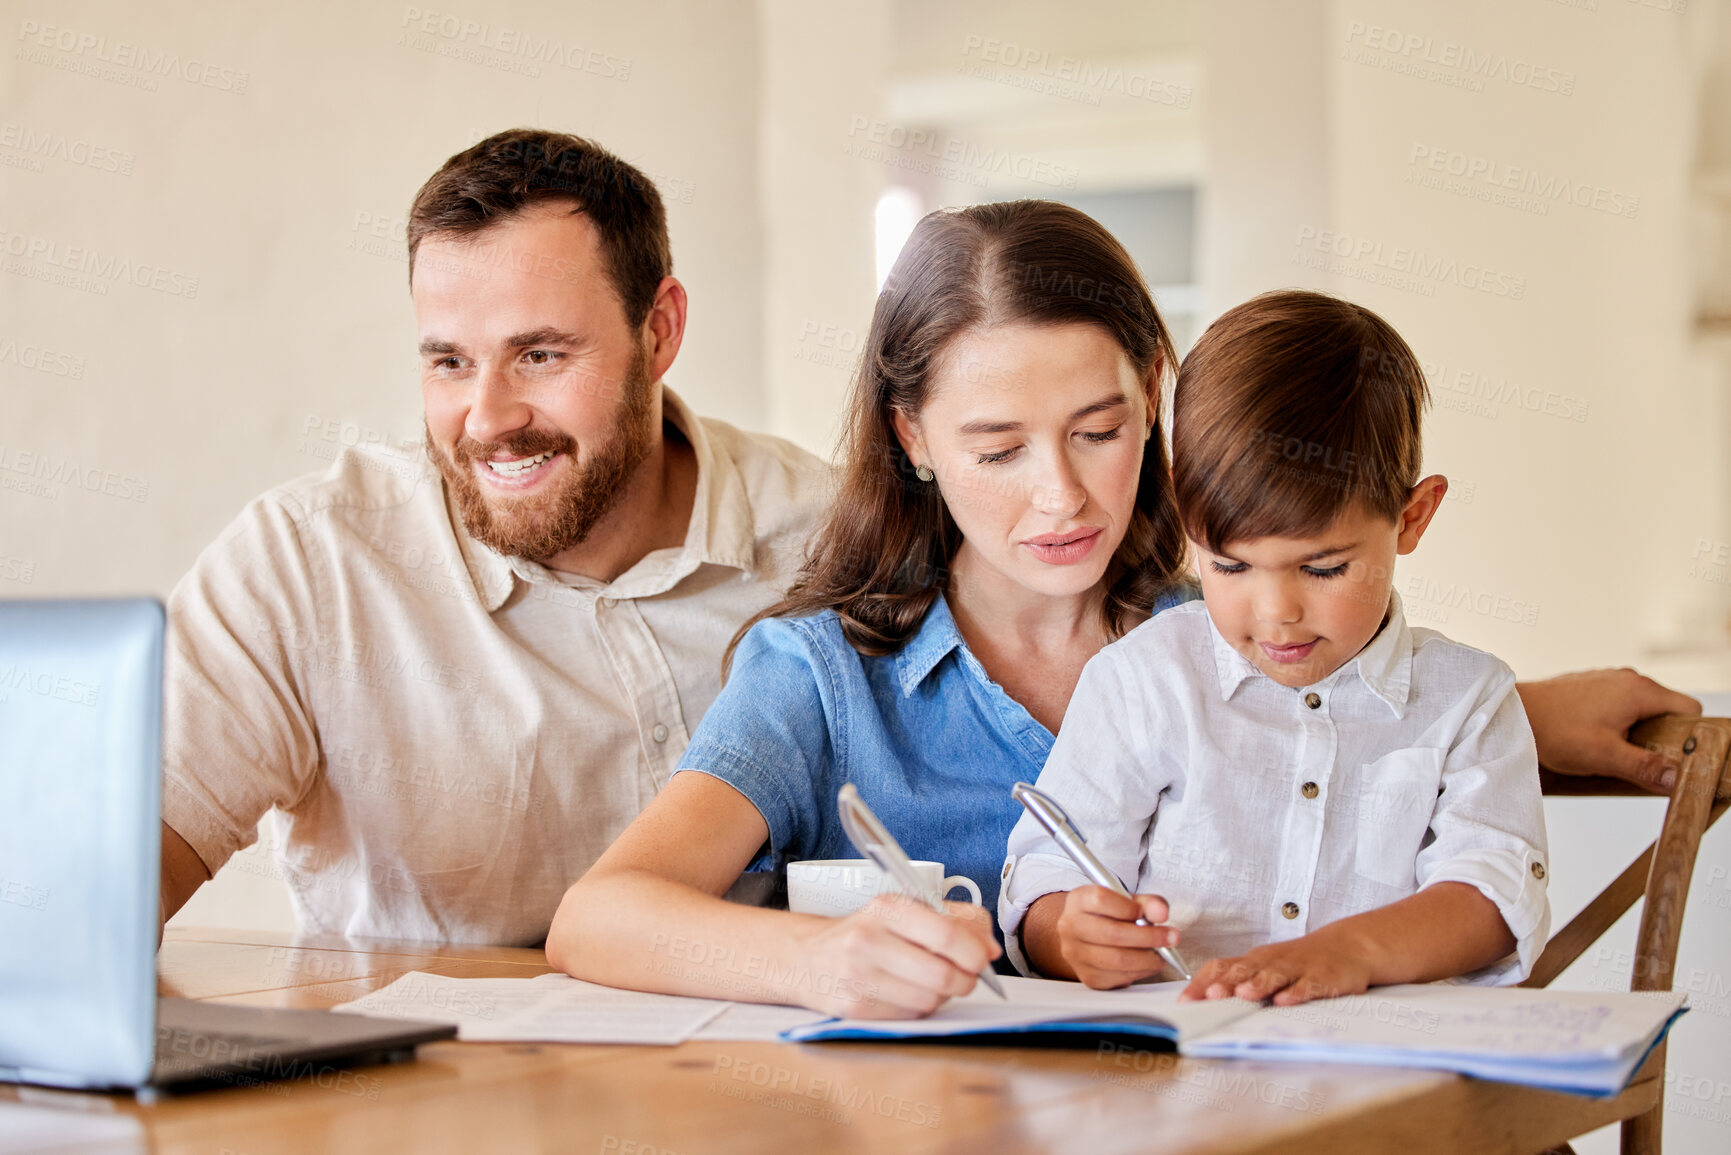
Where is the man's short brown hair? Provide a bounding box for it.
[1172,290,1430,553]
[407,128,672,328]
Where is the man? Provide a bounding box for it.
[159,128,1698,945]
[157,129,828,942]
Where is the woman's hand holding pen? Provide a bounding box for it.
[1025,887,1182,989]
[791,895,1000,1019]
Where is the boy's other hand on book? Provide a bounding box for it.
[1053,886,1182,990]
[1179,932,1372,1006]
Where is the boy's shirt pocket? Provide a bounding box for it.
[1351,748,1446,889]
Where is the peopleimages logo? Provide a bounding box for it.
[0,122,135,175]
[1292,226,1526,300]
[1407,144,1639,220]
[1342,20,1576,96]
[0,335,85,380]
[0,444,150,503]
[1420,357,1590,423]
[844,117,1079,190]
[398,7,632,80]
[958,35,1193,109]
[14,19,250,93]
[0,226,199,299]
[0,662,99,707]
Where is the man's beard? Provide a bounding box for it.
[428,350,657,563]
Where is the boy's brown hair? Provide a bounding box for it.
[1172,290,1431,553]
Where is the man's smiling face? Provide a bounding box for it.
[413,201,656,563]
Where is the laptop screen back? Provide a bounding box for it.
[0,599,163,1087]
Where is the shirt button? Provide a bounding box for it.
[1531,861,1546,880]
[652,723,669,743]
[598,597,615,609]
[1301,781,1319,799]
[1304,692,1322,710]
[1281,901,1301,919]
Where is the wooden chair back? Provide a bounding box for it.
[1525,715,1731,1155]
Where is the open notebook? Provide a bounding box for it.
[783,976,1689,1099]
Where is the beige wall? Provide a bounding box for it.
[1,0,766,605]
[16,0,1719,678]
[1204,0,1723,685]
[758,0,889,454]
[1,0,770,930]
[1328,0,1709,684]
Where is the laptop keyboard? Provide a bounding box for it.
[153,1028,315,1078]
[144,998,454,1088]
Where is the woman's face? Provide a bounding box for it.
[892,322,1155,605]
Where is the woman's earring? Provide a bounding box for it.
[915,464,935,482]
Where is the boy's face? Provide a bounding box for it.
[1191,478,1447,689]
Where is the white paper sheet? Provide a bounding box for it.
[688,1002,832,1042]
[330,972,550,1033]
[1186,984,1689,1061]
[334,971,730,1044]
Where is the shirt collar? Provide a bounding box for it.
[1208,615,1263,701]
[1208,589,1414,717]
[449,485,515,612]
[447,386,760,611]
[894,592,968,696]
[1349,588,1414,715]
[663,385,759,576]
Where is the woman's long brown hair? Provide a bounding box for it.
[727,199,1188,671]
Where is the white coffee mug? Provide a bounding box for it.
[785,859,982,917]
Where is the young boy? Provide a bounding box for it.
[998,290,1550,1005]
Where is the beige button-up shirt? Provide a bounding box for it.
[163,390,828,944]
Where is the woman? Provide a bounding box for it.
[547,200,1702,1018]
[547,199,1189,1017]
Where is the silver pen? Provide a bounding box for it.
[1010,781,1191,980]
[836,784,1007,1000]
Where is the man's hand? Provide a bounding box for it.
[1517,668,1702,792]
[1047,886,1179,990]
[1180,932,1373,1006]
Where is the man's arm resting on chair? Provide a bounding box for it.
[1518,668,1703,792]
[159,820,212,935]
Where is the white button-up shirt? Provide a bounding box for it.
[1000,592,1550,984]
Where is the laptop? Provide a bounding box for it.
[0,598,456,1096]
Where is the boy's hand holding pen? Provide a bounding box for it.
[1049,886,1185,990]
[1011,783,1189,988]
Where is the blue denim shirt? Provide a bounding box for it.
[676,587,1195,915]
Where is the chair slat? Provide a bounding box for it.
[1526,715,1731,1155]
[1520,843,1655,990]
[1623,718,1729,1155]
[1632,723,1729,991]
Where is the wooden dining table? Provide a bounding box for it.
[0,927,1659,1154]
